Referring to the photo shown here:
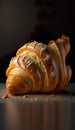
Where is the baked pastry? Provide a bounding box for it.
[6,35,72,95]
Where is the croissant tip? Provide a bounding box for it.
[62,34,70,41]
[6,75,31,95]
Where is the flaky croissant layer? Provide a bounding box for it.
[6,35,72,95]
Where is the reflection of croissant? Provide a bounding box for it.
[6,35,72,95]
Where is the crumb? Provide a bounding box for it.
[34,97,38,101]
[50,94,54,97]
[23,95,29,98]
[2,94,9,99]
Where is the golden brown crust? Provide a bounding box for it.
[54,35,71,91]
[6,35,72,95]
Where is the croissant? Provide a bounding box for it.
[6,35,72,95]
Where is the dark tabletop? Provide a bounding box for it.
[0,83,75,130]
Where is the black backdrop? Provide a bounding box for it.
[0,0,75,82]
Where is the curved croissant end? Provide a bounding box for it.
[6,35,72,95]
[6,68,32,95]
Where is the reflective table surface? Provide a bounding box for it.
[0,83,75,130]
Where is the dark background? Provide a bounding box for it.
[0,0,74,83]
